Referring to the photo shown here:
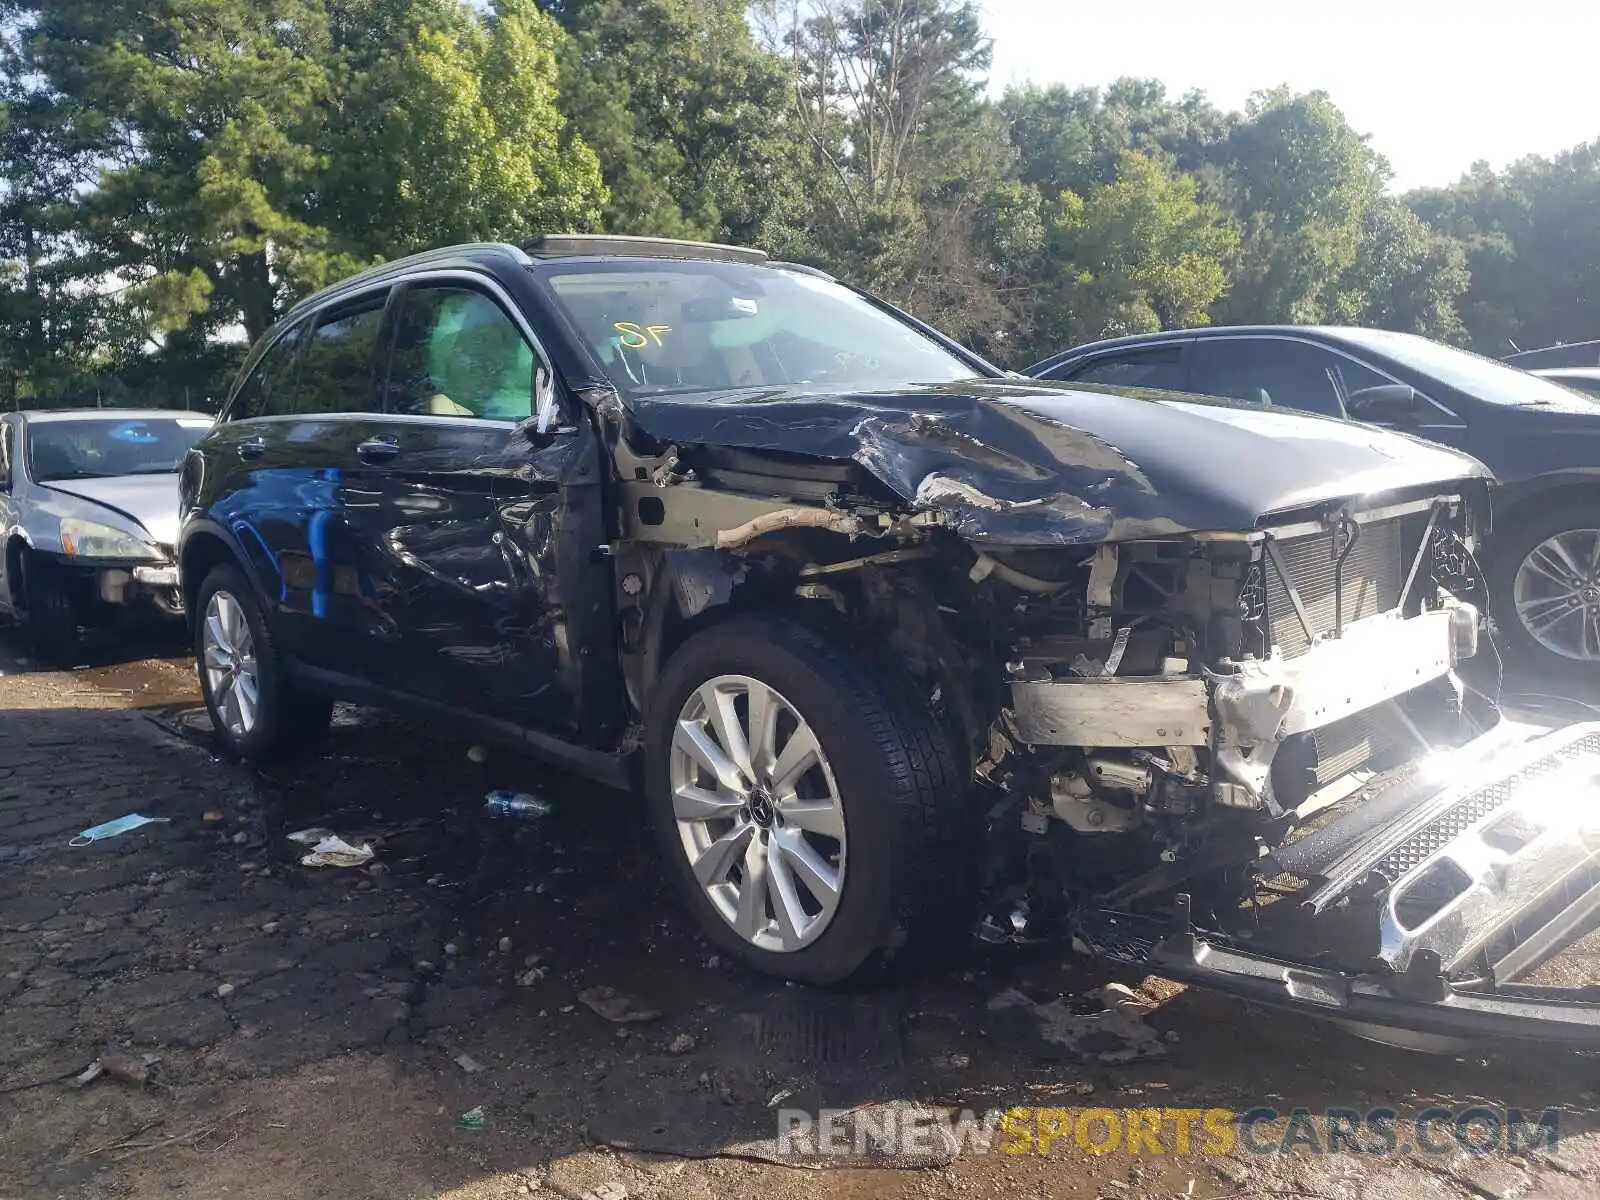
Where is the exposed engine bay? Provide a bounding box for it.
[590,380,1600,1048]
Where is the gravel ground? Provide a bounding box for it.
[3,624,1600,1199]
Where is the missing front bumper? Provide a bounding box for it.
[1076,721,1600,1048]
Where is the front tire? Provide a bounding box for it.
[20,552,80,666]
[194,564,332,761]
[644,615,967,985]
[1490,500,1600,678]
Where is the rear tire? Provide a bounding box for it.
[644,614,968,985]
[194,564,332,761]
[20,552,80,666]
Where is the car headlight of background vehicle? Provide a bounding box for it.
[58,518,163,562]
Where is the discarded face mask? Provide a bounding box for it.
[298,835,375,869]
[70,813,171,847]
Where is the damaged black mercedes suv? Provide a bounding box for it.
[179,236,1600,1047]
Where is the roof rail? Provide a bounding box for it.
[283,242,529,319]
[522,234,768,265]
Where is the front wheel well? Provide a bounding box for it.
[3,536,26,607]
[179,531,239,621]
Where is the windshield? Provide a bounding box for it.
[1339,328,1589,407]
[534,259,981,397]
[27,416,212,482]
[1544,372,1600,399]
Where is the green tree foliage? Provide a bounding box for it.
[1411,142,1600,355]
[0,1,1586,406]
[1212,88,1386,325]
[557,0,798,241]
[8,0,603,357]
[1016,151,1238,361]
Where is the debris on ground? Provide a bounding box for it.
[296,834,375,869]
[1096,982,1157,1020]
[467,744,489,763]
[484,790,555,819]
[667,1033,695,1055]
[986,987,1169,1064]
[581,1183,628,1200]
[457,1107,487,1130]
[202,810,224,823]
[454,1054,485,1074]
[578,986,661,1025]
[285,828,336,845]
[69,813,171,846]
[70,1045,155,1089]
[515,966,547,986]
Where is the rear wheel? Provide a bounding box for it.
[19,552,80,666]
[195,564,331,761]
[644,615,967,984]
[1492,500,1600,678]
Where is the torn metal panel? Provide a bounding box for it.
[1010,676,1210,747]
[619,481,862,549]
[624,379,1491,546]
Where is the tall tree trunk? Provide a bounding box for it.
[238,251,275,344]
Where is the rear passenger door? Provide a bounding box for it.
[207,290,393,678]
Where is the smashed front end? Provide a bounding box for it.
[601,378,1600,1047]
[981,495,1600,1050]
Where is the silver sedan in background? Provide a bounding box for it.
[0,409,213,662]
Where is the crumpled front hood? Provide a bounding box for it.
[626,379,1492,544]
[39,473,182,548]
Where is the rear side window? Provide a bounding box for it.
[384,285,536,420]
[1062,347,1185,390]
[229,321,305,421]
[291,297,388,415]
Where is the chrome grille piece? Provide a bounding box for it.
[1374,731,1600,881]
[1266,518,1404,657]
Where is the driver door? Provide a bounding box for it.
[350,276,619,745]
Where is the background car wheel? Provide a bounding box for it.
[1490,499,1600,679]
[644,614,967,985]
[195,564,332,761]
[20,552,80,666]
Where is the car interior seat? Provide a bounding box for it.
[29,440,78,479]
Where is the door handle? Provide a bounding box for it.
[237,436,266,461]
[356,438,400,464]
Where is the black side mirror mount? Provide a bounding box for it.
[1347,383,1422,426]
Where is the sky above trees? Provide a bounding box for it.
[984,0,1597,191]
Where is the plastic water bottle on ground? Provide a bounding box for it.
[484,790,554,819]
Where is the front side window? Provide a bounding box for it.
[1342,328,1580,407]
[535,260,979,398]
[385,286,537,420]
[1064,346,1185,390]
[0,421,12,490]
[291,297,387,415]
[1189,338,1366,418]
[229,321,305,421]
[26,417,212,482]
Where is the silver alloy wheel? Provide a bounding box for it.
[201,590,260,738]
[1513,528,1600,661]
[669,674,847,952]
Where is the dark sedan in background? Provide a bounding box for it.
[1029,326,1600,675]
